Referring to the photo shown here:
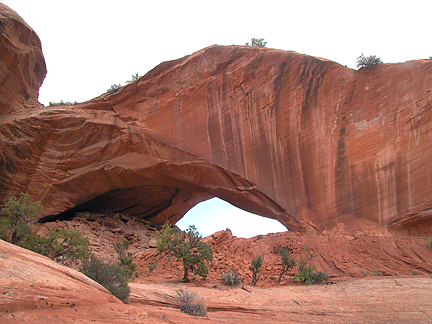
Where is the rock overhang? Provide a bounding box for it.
[2,3,432,234]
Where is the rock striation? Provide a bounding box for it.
[1,3,432,234]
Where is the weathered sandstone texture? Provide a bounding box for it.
[0,4,46,115]
[1,3,432,233]
[0,239,119,312]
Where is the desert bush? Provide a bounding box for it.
[412,270,418,275]
[0,193,91,265]
[294,265,329,285]
[113,239,138,279]
[107,84,122,94]
[277,247,296,284]
[126,72,142,84]
[156,222,212,282]
[428,228,432,249]
[245,38,267,47]
[221,269,241,287]
[371,270,383,276]
[356,53,383,69]
[48,100,78,106]
[176,289,207,317]
[249,254,263,285]
[81,255,130,303]
[0,193,43,245]
[38,226,91,264]
[294,245,329,285]
[149,262,157,272]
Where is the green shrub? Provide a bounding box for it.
[356,53,383,69]
[221,269,240,286]
[38,226,91,264]
[0,193,90,265]
[371,270,382,276]
[0,193,43,245]
[412,270,418,275]
[156,222,212,282]
[107,84,122,94]
[294,245,329,285]
[149,262,157,273]
[176,289,207,317]
[48,100,78,106]
[249,254,263,285]
[81,255,130,303]
[126,72,142,84]
[113,239,137,279]
[428,228,432,250]
[245,38,267,48]
[277,247,296,284]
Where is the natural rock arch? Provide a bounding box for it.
[2,3,432,234]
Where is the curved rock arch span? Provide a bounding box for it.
[2,4,432,234]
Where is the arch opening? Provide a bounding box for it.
[176,197,287,238]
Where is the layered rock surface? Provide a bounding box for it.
[0,4,46,115]
[1,3,432,233]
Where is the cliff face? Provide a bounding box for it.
[0,4,46,115]
[1,4,432,234]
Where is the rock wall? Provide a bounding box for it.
[1,4,432,234]
[0,4,46,115]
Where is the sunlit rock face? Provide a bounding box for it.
[1,3,432,234]
[0,4,46,115]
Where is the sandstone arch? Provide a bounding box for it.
[2,4,432,234]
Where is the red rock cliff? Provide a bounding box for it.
[0,4,46,115]
[1,4,432,234]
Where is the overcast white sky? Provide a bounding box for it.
[3,0,431,237]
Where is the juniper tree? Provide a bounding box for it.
[156,222,212,282]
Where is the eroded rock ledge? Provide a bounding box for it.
[1,3,432,234]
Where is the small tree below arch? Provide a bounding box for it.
[0,193,43,245]
[156,222,212,282]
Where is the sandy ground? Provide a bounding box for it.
[2,276,432,323]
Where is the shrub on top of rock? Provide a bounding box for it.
[107,84,122,94]
[356,53,383,69]
[245,38,267,48]
[126,72,142,84]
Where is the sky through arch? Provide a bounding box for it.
[176,198,287,238]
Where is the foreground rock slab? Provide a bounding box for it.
[0,239,190,323]
[131,278,432,323]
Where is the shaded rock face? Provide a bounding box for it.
[1,4,432,234]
